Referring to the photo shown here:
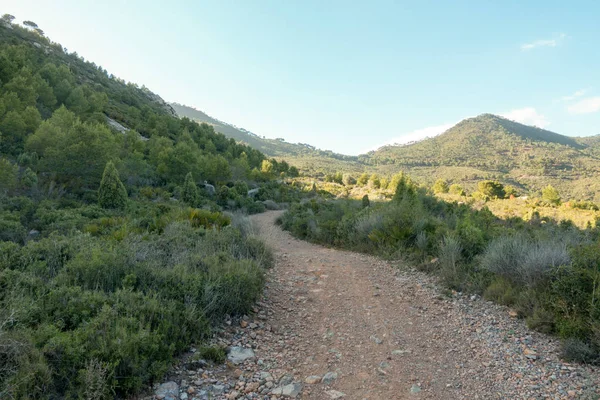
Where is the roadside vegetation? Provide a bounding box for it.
[280,173,600,365]
[0,17,301,398]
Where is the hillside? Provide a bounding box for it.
[363,114,600,200]
[170,102,359,165]
[0,17,295,399]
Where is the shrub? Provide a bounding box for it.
[361,195,370,208]
[196,345,226,364]
[246,201,266,214]
[357,172,369,186]
[262,200,280,210]
[542,185,561,206]
[342,174,356,186]
[415,231,428,254]
[202,260,264,320]
[526,307,555,334]
[182,172,199,206]
[0,215,27,243]
[77,359,113,400]
[98,161,128,209]
[484,277,519,305]
[481,235,569,287]
[432,179,449,194]
[561,338,599,364]
[504,185,519,198]
[438,234,462,287]
[477,180,505,199]
[449,184,465,196]
[189,209,230,229]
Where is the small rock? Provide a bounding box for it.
[370,335,383,345]
[410,385,421,394]
[227,347,256,365]
[271,383,303,398]
[227,390,240,399]
[240,320,248,328]
[279,375,294,386]
[155,382,179,400]
[245,382,260,393]
[260,371,273,381]
[326,390,346,399]
[304,375,321,384]
[321,372,338,385]
[523,348,537,360]
[211,384,225,395]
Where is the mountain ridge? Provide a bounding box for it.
[170,102,356,161]
[364,114,600,200]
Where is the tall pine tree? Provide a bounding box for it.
[98,161,128,209]
[182,171,199,206]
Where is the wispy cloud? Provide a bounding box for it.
[501,107,549,128]
[561,88,588,101]
[568,97,600,114]
[521,33,566,51]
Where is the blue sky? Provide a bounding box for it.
[5,0,600,155]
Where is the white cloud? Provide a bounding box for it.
[366,121,457,152]
[567,97,600,114]
[561,88,588,101]
[501,107,549,128]
[521,33,566,51]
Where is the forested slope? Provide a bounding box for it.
[0,16,298,399]
[363,114,600,200]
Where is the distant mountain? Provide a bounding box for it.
[170,103,356,162]
[363,114,600,200]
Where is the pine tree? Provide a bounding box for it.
[98,161,127,209]
[362,194,370,208]
[432,179,449,194]
[542,185,561,206]
[182,172,199,206]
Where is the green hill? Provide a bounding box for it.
[0,17,290,399]
[170,102,359,163]
[363,114,600,200]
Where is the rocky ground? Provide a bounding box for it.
[144,211,599,400]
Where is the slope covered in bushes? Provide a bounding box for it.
[0,17,293,398]
[280,175,600,364]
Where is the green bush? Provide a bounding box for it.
[481,235,569,287]
[202,259,264,320]
[477,180,505,199]
[189,209,230,229]
[432,179,449,194]
[0,204,271,398]
[196,345,226,364]
[98,161,128,209]
[437,234,463,288]
[182,172,199,206]
[361,194,370,208]
[542,185,561,206]
[449,184,465,196]
[561,338,599,364]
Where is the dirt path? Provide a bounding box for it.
[248,211,599,399]
[151,211,599,400]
